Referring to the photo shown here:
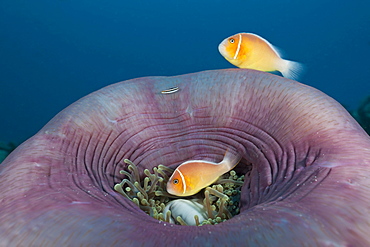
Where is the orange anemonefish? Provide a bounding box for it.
[218,32,303,80]
[166,151,241,197]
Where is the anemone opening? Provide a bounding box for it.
[114,159,245,226]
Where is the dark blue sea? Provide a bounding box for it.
[0,0,369,144]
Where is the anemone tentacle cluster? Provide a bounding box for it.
[114,159,244,226]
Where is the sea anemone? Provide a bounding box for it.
[1,69,370,246]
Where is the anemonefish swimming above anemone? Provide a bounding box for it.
[167,151,241,197]
[218,32,304,80]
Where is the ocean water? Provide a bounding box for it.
[0,0,369,144]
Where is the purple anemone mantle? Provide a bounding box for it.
[1,69,370,246]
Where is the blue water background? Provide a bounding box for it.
[0,0,369,144]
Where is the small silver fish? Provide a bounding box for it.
[161,87,179,94]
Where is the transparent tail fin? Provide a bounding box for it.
[222,149,242,171]
[279,59,305,81]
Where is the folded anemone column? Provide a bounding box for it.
[1,69,370,246]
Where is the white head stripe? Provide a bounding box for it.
[177,169,187,194]
[233,33,242,60]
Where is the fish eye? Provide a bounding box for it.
[229,38,235,44]
[173,179,179,184]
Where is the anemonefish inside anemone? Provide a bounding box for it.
[166,151,241,197]
[218,32,304,80]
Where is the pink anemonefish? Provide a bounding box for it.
[166,151,241,197]
[218,32,303,80]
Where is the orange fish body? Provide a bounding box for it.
[167,151,241,197]
[218,33,303,80]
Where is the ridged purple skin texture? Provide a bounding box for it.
[1,69,370,246]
